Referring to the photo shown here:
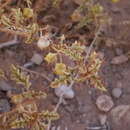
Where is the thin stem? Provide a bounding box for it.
[54,94,64,112]
[18,65,51,82]
[47,25,104,130]
[69,74,79,88]
[47,94,64,130]
[0,36,18,49]
[69,25,103,89]
[84,25,103,63]
[0,0,11,9]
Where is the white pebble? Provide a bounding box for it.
[112,88,122,98]
[37,36,51,49]
[54,85,75,99]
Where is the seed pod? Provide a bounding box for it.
[37,36,51,50]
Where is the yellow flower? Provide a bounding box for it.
[111,0,120,3]
[44,53,57,63]
[54,63,66,75]
[23,8,33,18]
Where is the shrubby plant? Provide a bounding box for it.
[0,0,119,129]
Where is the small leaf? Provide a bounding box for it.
[0,68,6,80]
[111,0,120,3]
[44,53,57,63]
[10,64,31,90]
[11,90,47,104]
[40,110,59,121]
[54,63,66,75]
[23,8,33,18]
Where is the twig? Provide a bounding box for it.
[86,126,102,130]
[0,35,18,49]
[68,25,103,89]
[86,123,108,130]
[47,25,104,130]
[0,0,11,9]
[54,94,64,112]
[47,94,64,130]
[68,74,79,88]
[84,25,103,63]
[18,65,51,82]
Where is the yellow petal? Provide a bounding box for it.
[44,53,57,63]
[23,8,33,18]
[54,63,66,75]
[111,0,120,3]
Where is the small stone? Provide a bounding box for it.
[116,81,122,88]
[111,55,128,65]
[31,53,43,65]
[115,48,123,56]
[105,39,117,47]
[54,85,75,99]
[0,99,10,112]
[37,36,51,50]
[112,88,122,98]
[99,114,107,125]
[111,6,120,13]
[111,105,130,129]
[96,95,114,112]
[0,80,12,91]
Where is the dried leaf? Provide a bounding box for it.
[10,64,31,90]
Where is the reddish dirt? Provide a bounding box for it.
[0,0,130,130]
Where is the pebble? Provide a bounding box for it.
[112,88,122,98]
[96,95,114,112]
[37,36,51,50]
[111,7,120,13]
[116,81,123,88]
[0,80,12,91]
[0,99,11,112]
[54,85,75,99]
[105,39,117,47]
[99,114,107,125]
[111,55,128,65]
[31,53,43,65]
[115,48,123,56]
[111,105,130,129]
